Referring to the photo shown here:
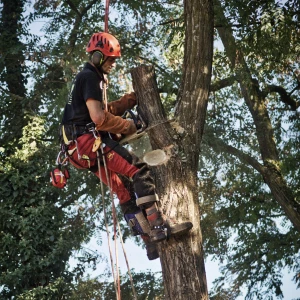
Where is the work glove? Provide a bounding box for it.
[108,92,137,116]
[122,119,137,135]
[96,111,137,135]
[122,92,137,109]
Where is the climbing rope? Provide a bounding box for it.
[97,144,138,300]
[96,76,137,298]
[101,145,121,299]
[117,221,138,299]
[96,150,120,299]
[101,81,120,298]
[104,0,109,33]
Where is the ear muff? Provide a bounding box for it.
[92,51,104,66]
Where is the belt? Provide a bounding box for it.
[60,123,95,144]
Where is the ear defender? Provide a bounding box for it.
[92,51,104,66]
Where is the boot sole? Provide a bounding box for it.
[150,234,167,243]
[147,251,159,260]
[170,222,193,236]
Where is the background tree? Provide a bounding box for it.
[201,0,300,298]
[0,0,105,298]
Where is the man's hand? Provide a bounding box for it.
[122,92,137,108]
[108,92,137,116]
[122,119,137,135]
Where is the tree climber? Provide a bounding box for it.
[59,32,192,260]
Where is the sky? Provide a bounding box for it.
[73,228,299,300]
[25,2,299,299]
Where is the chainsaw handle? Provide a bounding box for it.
[122,109,142,130]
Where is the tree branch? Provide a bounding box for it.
[66,0,100,54]
[64,0,81,17]
[138,56,177,84]
[210,75,237,92]
[158,17,183,26]
[263,84,299,111]
[203,130,265,175]
[0,85,24,100]
[214,21,261,29]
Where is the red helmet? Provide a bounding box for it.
[86,32,121,57]
[50,168,69,189]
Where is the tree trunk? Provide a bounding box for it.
[131,64,208,300]
[0,0,27,146]
[131,0,213,297]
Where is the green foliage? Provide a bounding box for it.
[200,1,300,298]
[0,1,105,297]
[0,113,95,297]
[16,277,76,300]
[16,270,163,300]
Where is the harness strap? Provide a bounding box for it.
[68,147,77,156]
[135,211,151,234]
[62,125,70,145]
[136,194,159,206]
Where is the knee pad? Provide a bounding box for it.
[136,194,159,209]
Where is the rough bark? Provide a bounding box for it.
[214,0,300,231]
[132,65,208,300]
[131,1,213,299]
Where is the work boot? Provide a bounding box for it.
[149,225,166,243]
[141,235,159,260]
[163,216,193,239]
[146,209,167,243]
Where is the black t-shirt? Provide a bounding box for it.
[62,63,104,126]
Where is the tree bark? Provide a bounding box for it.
[131,64,208,300]
[0,0,28,147]
[131,1,213,298]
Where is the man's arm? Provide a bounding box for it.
[86,98,136,135]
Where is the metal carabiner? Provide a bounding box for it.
[56,150,68,166]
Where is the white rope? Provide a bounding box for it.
[102,148,138,300]
[101,145,121,299]
[97,149,120,300]
[98,80,138,299]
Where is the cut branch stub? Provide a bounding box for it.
[131,64,173,150]
[131,64,166,127]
